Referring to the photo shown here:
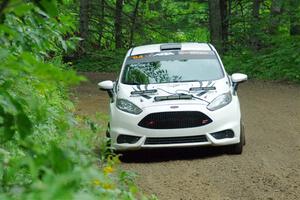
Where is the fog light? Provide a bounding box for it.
[117,135,141,144]
[211,130,234,139]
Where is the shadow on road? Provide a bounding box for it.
[119,146,231,163]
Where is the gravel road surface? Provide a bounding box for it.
[75,72,300,200]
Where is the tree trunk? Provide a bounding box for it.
[269,0,283,35]
[79,0,89,49]
[129,0,141,48]
[289,0,300,35]
[220,0,228,49]
[252,0,260,19]
[208,0,223,52]
[98,0,105,48]
[115,0,123,49]
[251,0,261,49]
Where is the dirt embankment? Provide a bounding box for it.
[75,72,300,200]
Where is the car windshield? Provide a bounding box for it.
[121,51,224,85]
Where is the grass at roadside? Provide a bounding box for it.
[72,49,127,72]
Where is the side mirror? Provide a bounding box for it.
[232,73,247,83]
[231,73,247,93]
[98,80,114,90]
[98,80,114,99]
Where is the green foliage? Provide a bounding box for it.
[79,0,209,49]
[223,36,300,82]
[218,0,300,82]
[0,1,148,199]
[129,0,209,45]
[73,0,300,83]
[73,0,210,72]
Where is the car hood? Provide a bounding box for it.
[117,78,230,108]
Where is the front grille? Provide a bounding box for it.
[138,111,212,129]
[145,135,208,145]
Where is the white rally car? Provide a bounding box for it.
[99,43,247,154]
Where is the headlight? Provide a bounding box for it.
[116,99,142,114]
[207,92,232,111]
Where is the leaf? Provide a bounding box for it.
[13,3,34,16]
[16,112,32,139]
[39,0,59,17]
[58,36,67,52]
[49,144,73,173]
[0,49,9,61]
[0,105,15,143]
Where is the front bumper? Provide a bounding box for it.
[109,99,241,151]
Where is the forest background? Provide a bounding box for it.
[0,0,299,199]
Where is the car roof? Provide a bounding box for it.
[130,43,212,56]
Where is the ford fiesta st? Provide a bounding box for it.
[98,43,247,154]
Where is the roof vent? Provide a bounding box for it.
[160,43,181,51]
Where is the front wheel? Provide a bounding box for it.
[228,122,245,154]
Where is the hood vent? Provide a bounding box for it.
[154,94,193,101]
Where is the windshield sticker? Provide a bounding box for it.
[127,51,216,65]
[178,51,212,55]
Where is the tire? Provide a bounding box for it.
[228,122,245,154]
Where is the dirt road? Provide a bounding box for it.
[75,72,300,200]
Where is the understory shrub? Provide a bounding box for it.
[0,1,152,199]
